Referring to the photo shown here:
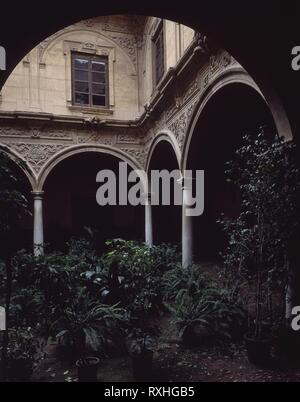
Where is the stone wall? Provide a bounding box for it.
[0,15,195,121]
[0,14,258,192]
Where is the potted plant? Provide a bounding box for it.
[219,128,299,367]
[126,327,159,381]
[4,327,44,382]
[172,281,246,347]
[52,290,126,382]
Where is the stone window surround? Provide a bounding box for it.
[63,39,116,114]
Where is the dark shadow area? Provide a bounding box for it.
[44,152,144,252]
[187,83,277,262]
[0,157,32,257]
[148,141,181,245]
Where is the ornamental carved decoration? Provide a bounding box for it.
[0,125,74,141]
[77,133,115,146]
[7,143,68,174]
[120,147,147,169]
[117,133,141,145]
[168,100,197,150]
[105,34,137,67]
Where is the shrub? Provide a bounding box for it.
[0,327,45,381]
[51,291,127,358]
[218,129,299,338]
[82,239,180,319]
[162,264,211,302]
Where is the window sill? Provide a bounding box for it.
[68,105,114,115]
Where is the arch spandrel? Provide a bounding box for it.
[0,143,36,190]
[37,144,148,192]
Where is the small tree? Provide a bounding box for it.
[219,128,299,339]
[0,149,30,381]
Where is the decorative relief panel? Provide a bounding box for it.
[77,133,115,146]
[0,125,74,142]
[119,147,147,169]
[168,100,197,150]
[104,34,138,68]
[6,143,68,174]
[182,79,200,105]
[117,132,142,145]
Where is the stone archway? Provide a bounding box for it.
[146,135,181,246]
[182,69,292,172]
[38,144,146,192]
[183,81,278,263]
[39,146,146,252]
[0,143,36,191]
[0,3,298,147]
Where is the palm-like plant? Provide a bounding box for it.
[52,290,127,360]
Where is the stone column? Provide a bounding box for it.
[144,193,153,246]
[32,191,44,256]
[182,179,193,268]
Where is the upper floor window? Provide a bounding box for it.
[72,53,109,108]
[152,22,165,86]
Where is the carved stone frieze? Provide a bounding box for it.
[117,133,141,145]
[77,133,115,146]
[105,34,137,67]
[168,100,198,150]
[0,125,74,141]
[182,79,200,106]
[6,143,68,174]
[120,147,147,169]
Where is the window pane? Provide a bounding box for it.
[75,81,89,93]
[92,83,106,95]
[75,93,89,105]
[92,95,106,106]
[92,72,106,83]
[92,61,106,72]
[75,70,89,81]
[74,58,89,70]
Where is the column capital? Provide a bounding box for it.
[31,191,44,199]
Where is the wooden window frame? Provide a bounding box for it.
[152,20,165,88]
[72,52,109,109]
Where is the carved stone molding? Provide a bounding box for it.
[182,79,200,106]
[7,143,68,174]
[0,125,74,142]
[117,133,141,145]
[120,147,147,169]
[168,100,197,150]
[77,133,115,146]
[105,34,138,67]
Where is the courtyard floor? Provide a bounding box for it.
[32,314,300,383]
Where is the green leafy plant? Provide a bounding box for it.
[162,263,211,301]
[0,149,31,381]
[218,129,299,339]
[172,282,246,342]
[1,327,45,381]
[126,327,160,357]
[51,290,127,360]
[84,239,180,319]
